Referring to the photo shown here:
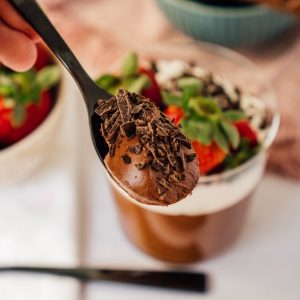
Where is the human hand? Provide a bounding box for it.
[0,0,40,71]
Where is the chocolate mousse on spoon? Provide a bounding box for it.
[96,89,199,205]
[10,0,199,205]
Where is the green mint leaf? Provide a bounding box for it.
[222,110,245,121]
[24,85,41,104]
[12,103,26,127]
[12,71,34,88]
[182,88,196,111]
[220,120,240,149]
[178,77,203,93]
[222,138,259,170]
[121,77,136,89]
[213,123,229,153]
[0,85,14,96]
[0,74,16,97]
[128,75,150,93]
[96,74,119,90]
[188,97,221,117]
[162,91,182,106]
[121,52,138,77]
[35,65,61,91]
[181,119,213,145]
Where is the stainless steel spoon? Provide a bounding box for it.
[9,0,112,167]
[0,266,208,293]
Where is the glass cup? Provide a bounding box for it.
[107,42,279,263]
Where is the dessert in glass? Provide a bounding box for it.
[96,42,279,263]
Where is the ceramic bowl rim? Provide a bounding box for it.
[158,0,291,18]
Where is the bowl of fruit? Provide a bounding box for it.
[96,42,279,262]
[0,44,63,185]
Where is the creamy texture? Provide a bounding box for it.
[96,89,200,206]
[105,135,199,206]
[108,152,266,216]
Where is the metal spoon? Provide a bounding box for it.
[9,0,112,169]
[0,266,208,293]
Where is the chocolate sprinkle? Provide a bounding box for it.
[135,162,147,170]
[185,153,197,162]
[129,144,142,155]
[120,121,136,138]
[121,154,131,164]
[95,89,195,192]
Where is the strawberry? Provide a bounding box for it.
[139,68,162,106]
[0,91,53,145]
[0,64,60,147]
[0,96,12,142]
[164,105,184,125]
[192,141,227,175]
[34,43,51,70]
[234,120,258,147]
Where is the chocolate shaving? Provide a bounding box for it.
[129,144,142,154]
[135,162,147,170]
[177,148,186,172]
[136,126,148,136]
[120,121,136,139]
[95,89,195,194]
[185,153,197,162]
[117,89,132,122]
[121,154,131,164]
[151,159,164,171]
[131,103,144,114]
[158,178,171,190]
[168,172,180,183]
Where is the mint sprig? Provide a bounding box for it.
[160,79,246,153]
[181,119,213,145]
[96,52,149,95]
[220,120,240,149]
[223,110,245,121]
[0,65,61,126]
[213,122,229,153]
[121,52,138,77]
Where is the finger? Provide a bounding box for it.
[0,21,37,72]
[0,0,39,42]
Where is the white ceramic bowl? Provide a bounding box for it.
[0,67,66,186]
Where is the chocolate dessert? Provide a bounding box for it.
[95,52,275,263]
[95,89,199,206]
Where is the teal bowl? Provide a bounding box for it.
[156,0,296,47]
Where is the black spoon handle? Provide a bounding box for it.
[0,266,208,293]
[8,0,110,102]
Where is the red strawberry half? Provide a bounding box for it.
[234,120,258,147]
[139,67,162,106]
[192,141,227,175]
[164,105,184,125]
[0,91,53,145]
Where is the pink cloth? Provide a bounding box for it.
[45,0,300,180]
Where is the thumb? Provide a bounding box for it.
[0,21,37,72]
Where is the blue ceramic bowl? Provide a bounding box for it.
[156,0,296,47]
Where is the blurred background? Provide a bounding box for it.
[0,0,300,299]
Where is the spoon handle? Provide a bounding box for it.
[9,0,110,103]
[0,266,208,293]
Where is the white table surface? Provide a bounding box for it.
[1,90,299,299]
[0,78,81,300]
[79,99,300,300]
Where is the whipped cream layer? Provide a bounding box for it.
[108,152,266,216]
